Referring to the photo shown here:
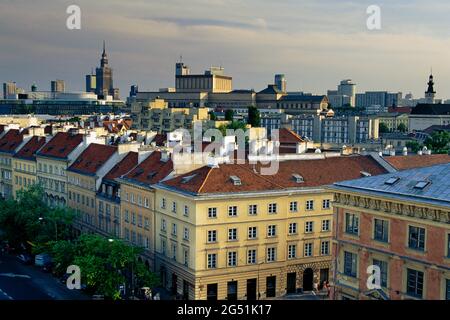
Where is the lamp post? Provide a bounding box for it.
[38,217,58,241]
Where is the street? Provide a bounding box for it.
[0,253,89,300]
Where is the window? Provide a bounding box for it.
[288,244,296,259]
[268,203,277,214]
[322,220,330,232]
[161,219,166,232]
[372,259,388,288]
[137,214,143,227]
[305,221,314,233]
[345,213,359,235]
[267,247,276,262]
[208,230,217,243]
[344,251,357,277]
[304,243,313,257]
[228,206,237,217]
[183,227,189,240]
[267,225,277,237]
[144,218,150,230]
[374,219,389,243]
[207,253,217,269]
[228,228,237,241]
[289,201,298,213]
[321,241,330,256]
[172,223,177,236]
[288,223,297,235]
[248,227,257,239]
[131,212,136,225]
[184,250,189,267]
[306,200,314,211]
[124,209,129,222]
[247,249,256,264]
[322,199,331,209]
[446,279,450,300]
[161,239,166,255]
[161,198,166,209]
[144,197,149,208]
[208,207,217,218]
[248,204,258,215]
[172,244,177,260]
[406,268,424,298]
[408,226,425,251]
[184,205,189,217]
[172,201,177,213]
[447,234,450,258]
[228,251,237,267]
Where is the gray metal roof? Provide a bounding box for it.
[332,163,450,208]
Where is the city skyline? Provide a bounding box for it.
[2,0,450,98]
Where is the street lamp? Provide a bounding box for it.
[38,216,58,241]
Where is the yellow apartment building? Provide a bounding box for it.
[117,151,174,270]
[12,136,47,197]
[151,156,387,300]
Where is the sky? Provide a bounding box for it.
[1,0,450,99]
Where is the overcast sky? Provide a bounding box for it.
[1,0,450,99]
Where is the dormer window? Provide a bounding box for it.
[230,175,241,186]
[385,177,399,185]
[181,174,196,184]
[414,181,430,190]
[292,173,304,184]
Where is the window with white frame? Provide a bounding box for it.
[268,203,277,214]
[345,213,359,235]
[183,227,189,240]
[144,197,149,208]
[184,205,189,216]
[172,223,177,236]
[304,242,313,257]
[320,241,330,256]
[172,201,177,213]
[247,249,257,264]
[322,199,331,209]
[288,244,297,259]
[228,206,238,217]
[267,225,277,237]
[208,207,217,218]
[161,219,166,232]
[228,228,238,241]
[161,198,166,209]
[322,220,330,232]
[288,223,297,235]
[208,230,217,243]
[289,201,298,213]
[248,227,257,239]
[305,221,314,233]
[267,247,276,262]
[306,200,314,210]
[207,253,217,269]
[228,251,237,267]
[248,204,258,215]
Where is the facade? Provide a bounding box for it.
[67,143,120,234]
[356,91,402,113]
[175,65,232,94]
[409,104,450,131]
[274,74,287,93]
[0,129,27,199]
[35,132,88,207]
[51,80,65,93]
[378,113,409,132]
[330,163,450,300]
[130,98,209,133]
[12,135,47,198]
[152,156,387,300]
[3,82,17,99]
[118,151,174,270]
[94,42,120,100]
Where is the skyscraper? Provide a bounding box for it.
[94,41,120,100]
[3,82,17,99]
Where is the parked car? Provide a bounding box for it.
[17,253,33,265]
[35,253,53,272]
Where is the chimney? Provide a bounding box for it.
[161,150,170,162]
[138,149,152,164]
[402,147,408,156]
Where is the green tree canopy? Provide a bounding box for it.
[424,131,450,154]
[247,106,261,127]
[224,109,234,121]
[379,122,389,134]
[397,123,407,132]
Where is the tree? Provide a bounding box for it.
[379,122,389,134]
[225,109,234,121]
[247,106,261,127]
[0,185,76,248]
[208,111,217,121]
[424,131,450,154]
[397,123,407,133]
[406,141,421,153]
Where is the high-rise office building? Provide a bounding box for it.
[337,79,356,106]
[3,82,17,99]
[85,73,96,93]
[51,80,65,93]
[274,74,287,93]
[94,41,120,100]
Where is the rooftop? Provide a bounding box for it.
[0,129,25,154]
[332,163,450,208]
[103,151,138,181]
[37,132,83,159]
[278,128,304,144]
[161,155,387,195]
[411,104,450,115]
[68,143,117,175]
[122,151,173,186]
[384,154,450,171]
[13,136,47,161]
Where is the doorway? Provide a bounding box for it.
[207,283,218,301]
[266,276,276,297]
[171,273,178,295]
[246,278,257,300]
[302,268,314,291]
[286,272,297,294]
[227,281,238,300]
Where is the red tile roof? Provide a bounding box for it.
[123,151,173,185]
[0,129,25,153]
[68,144,117,175]
[37,132,83,159]
[103,151,138,181]
[384,154,450,171]
[14,136,47,161]
[162,155,387,194]
[277,128,304,144]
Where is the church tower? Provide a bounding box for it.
[425,73,436,104]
